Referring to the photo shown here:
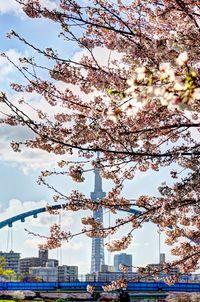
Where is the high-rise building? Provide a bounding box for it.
[0,250,20,274]
[114,253,133,272]
[90,164,106,273]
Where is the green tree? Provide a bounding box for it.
[0,256,16,280]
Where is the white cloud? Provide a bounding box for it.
[0,199,46,223]
[0,0,23,17]
[0,198,75,230]
[0,132,65,174]
[24,238,82,252]
[0,47,75,174]
[59,241,83,252]
[40,0,58,10]
[24,238,84,252]
[73,46,124,68]
[24,237,44,249]
[0,0,58,18]
[0,49,24,83]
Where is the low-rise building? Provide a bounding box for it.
[29,264,78,282]
[191,274,200,282]
[0,250,20,274]
[29,266,58,282]
[140,263,191,282]
[19,249,58,274]
[101,264,114,272]
[58,265,78,282]
[85,273,96,282]
[86,272,139,282]
[20,257,42,274]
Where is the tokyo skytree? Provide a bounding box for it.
[90,164,106,273]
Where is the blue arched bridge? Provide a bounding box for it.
[0,204,141,229]
[1,204,199,244]
[0,204,62,229]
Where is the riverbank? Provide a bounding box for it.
[0,291,92,301]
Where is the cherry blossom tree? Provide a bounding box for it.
[0,0,200,284]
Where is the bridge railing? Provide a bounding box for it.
[0,281,199,292]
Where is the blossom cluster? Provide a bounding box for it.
[86,285,95,294]
[81,216,102,228]
[39,224,71,250]
[102,278,128,291]
[119,263,129,273]
[163,275,179,286]
[105,234,132,252]
[125,52,200,113]
[68,165,85,182]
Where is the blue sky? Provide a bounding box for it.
[0,0,180,274]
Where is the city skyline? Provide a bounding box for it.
[1,248,199,284]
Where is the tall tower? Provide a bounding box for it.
[90,164,106,273]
